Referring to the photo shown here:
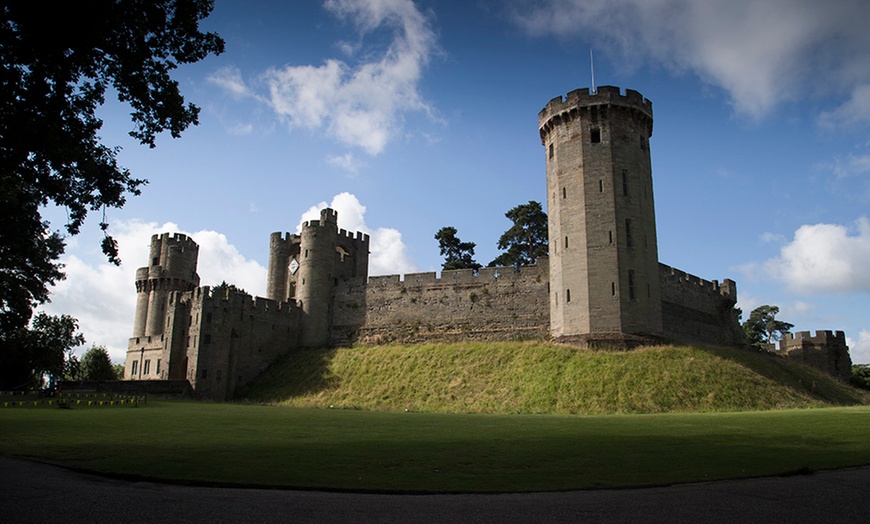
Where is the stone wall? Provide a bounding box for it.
[778,330,852,382]
[183,287,303,400]
[331,260,551,345]
[659,263,744,347]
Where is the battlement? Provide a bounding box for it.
[781,330,847,345]
[338,228,371,243]
[367,263,547,288]
[152,232,194,245]
[270,231,301,244]
[659,263,735,300]
[193,286,298,314]
[539,85,653,124]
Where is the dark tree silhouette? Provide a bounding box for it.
[489,201,548,268]
[0,1,224,361]
[435,226,481,271]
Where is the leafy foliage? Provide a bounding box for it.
[435,226,481,270]
[79,345,117,381]
[211,280,248,298]
[742,305,794,349]
[0,1,224,339]
[0,313,85,389]
[489,201,548,267]
[852,364,870,390]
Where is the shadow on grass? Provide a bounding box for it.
[696,346,868,406]
[233,347,339,402]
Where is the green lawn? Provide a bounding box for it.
[2,401,870,492]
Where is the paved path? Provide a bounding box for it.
[2,456,869,523]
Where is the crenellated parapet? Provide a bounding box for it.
[368,261,548,289]
[659,263,737,305]
[778,330,851,381]
[539,86,653,143]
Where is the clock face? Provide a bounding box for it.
[289,258,299,275]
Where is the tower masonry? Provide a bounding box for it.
[540,86,662,345]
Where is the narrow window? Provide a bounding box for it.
[562,187,567,199]
[628,270,636,300]
[131,361,138,376]
[143,360,151,375]
[564,236,569,249]
[622,170,629,196]
[566,289,571,303]
[555,292,558,305]
[599,179,603,192]
[625,219,633,248]
[152,257,159,266]
[611,282,616,296]
[609,230,613,244]
[156,359,161,374]
[549,143,554,158]
[304,249,309,258]
[591,127,601,143]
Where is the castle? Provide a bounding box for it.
[123,86,848,399]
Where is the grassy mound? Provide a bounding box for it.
[236,342,869,414]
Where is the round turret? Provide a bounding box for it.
[132,233,201,338]
[296,208,339,346]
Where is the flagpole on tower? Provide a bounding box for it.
[590,48,596,94]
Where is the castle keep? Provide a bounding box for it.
[124,86,844,399]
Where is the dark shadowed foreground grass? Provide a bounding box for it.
[3,402,870,492]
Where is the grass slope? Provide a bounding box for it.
[237,342,869,414]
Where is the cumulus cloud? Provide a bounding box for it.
[213,0,437,155]
[511,0,870,121]
[40,220,267,362]
[848,330,870,364]
[764,217,870,294]
[297,192,418,276]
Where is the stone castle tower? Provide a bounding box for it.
[132,233,200,341]
[539,86,662,344]
[266,208,370,347]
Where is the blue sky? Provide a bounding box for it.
[40,0,870,363]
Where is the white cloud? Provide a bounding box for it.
[326,153,366,175]
[848,330,870,364]
[207,66,253,98]
[40,220,266,363]
[298,192,418,276]
[818,84,870,128]
[764,217,870,294]
[512,0,870,121]
[820,153,870,181]
[213,0,438,155]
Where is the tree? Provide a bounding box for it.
[79,345,116,381]
[489,201,548,268]
[112,363,125,380]
[0,1,224,341]
[742,305,794,349]
[212,280,248,298]
[435,226,481,271]
[851,364,870,390]
[0,313,85,389]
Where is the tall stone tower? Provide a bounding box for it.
[266,208,370,347]
[539,86,662,345]
[132,233,200,339]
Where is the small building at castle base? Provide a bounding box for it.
[123,86,852,400]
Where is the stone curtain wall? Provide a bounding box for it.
[659,263,744,347]
[332,260,551,345]
[184,287,303,400]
